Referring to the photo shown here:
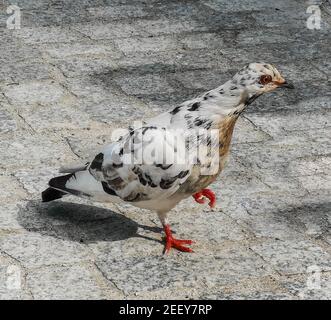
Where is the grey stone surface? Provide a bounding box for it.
[0,0,330,299]
[0,108,16,133]
[279,272,331,300]
[2,81,66,106]
[0,255,31,300]
[94,243,273,294]
[251,240,331,275]
[0,203,26,230]
[0,233,92,268]
[26,265,111,300]
[0,133,77,170]
[0,175,27,202]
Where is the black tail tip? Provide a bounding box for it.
[42,188,66,202]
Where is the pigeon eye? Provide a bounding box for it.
[259,75,272,85]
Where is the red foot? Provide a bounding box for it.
[192,189,216,208]
[163,225,194,254]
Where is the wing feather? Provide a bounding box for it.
[89,125,193,202]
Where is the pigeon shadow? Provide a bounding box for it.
[17,200,163,244]
[269,202,331,238]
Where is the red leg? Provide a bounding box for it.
[192,188,216,208]
[163,224,194,254]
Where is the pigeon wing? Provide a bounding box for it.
[89,126,193,203]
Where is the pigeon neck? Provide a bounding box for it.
[207,80,259,117]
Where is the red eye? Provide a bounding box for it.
[259,74,272,85]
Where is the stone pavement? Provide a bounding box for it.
[0,0,330,300]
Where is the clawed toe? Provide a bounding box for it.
[163,225,194,254]
[165,238,194,253]
[192,189,216,208]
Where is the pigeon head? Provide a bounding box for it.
[232,63,294,98]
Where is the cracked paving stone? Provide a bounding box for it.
[201,291,294,300]
[115,32,226,55]
[74,17,208,41]
[17,104,92,132]
[276,61,328,82]
[298,175,331,193]
[251,239,331,275]
[169,210,249,244]
[88,237,163,262]
[252,9,331,30]
[292,202,331,238]
[231,138,330,173]
[95,243,274,295]
[287,156,331,177]
[202,0,302,12]
[126,287,200,300]
[13,27,85,44]
[236,28,299,46]
[0,202,26,231]
[15,200,76,231]
[51,56,119,78]
[13,167,59,195]
[114,74,175,96]
[114,50,183,71]
[64,78,151,124]
[244,111,330,138]
[258,171,307,197]
[200,245,275,288]
[0,42,43,65]
[17,198,135,243]
[231,117,271,144]
[0,109,16,133]
[278,272,331,300]
[26,265,108,300]
[80,98,148,125]
[87,4,150,20]
[0,175,27,202]
[172,68,233,91]
[0,257,30,300]
[0,133,77,170]
[312,58,331,78]
[93,255,185,294]
[115,48,231,71]
[2,81,66,107]
[90,256,190,294]
[19,4,102,28]
[250,82,331,114]
[44,42,122,59]
[63,131,113,159]
[64,77,124,104]
[0,58,51,83]
[212,162,271,199]
[195,8,257,31]
[0,233,92,268]
[227,192,330,240]
[176,49,231,70]
[114,35,181,54]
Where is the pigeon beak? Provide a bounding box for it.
[276,80,295,89]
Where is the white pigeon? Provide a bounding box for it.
[42,63,294,253]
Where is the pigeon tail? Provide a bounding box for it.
[43,170,119,203]
[42,187,66,202]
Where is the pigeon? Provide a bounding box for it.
[42,63,294,253]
